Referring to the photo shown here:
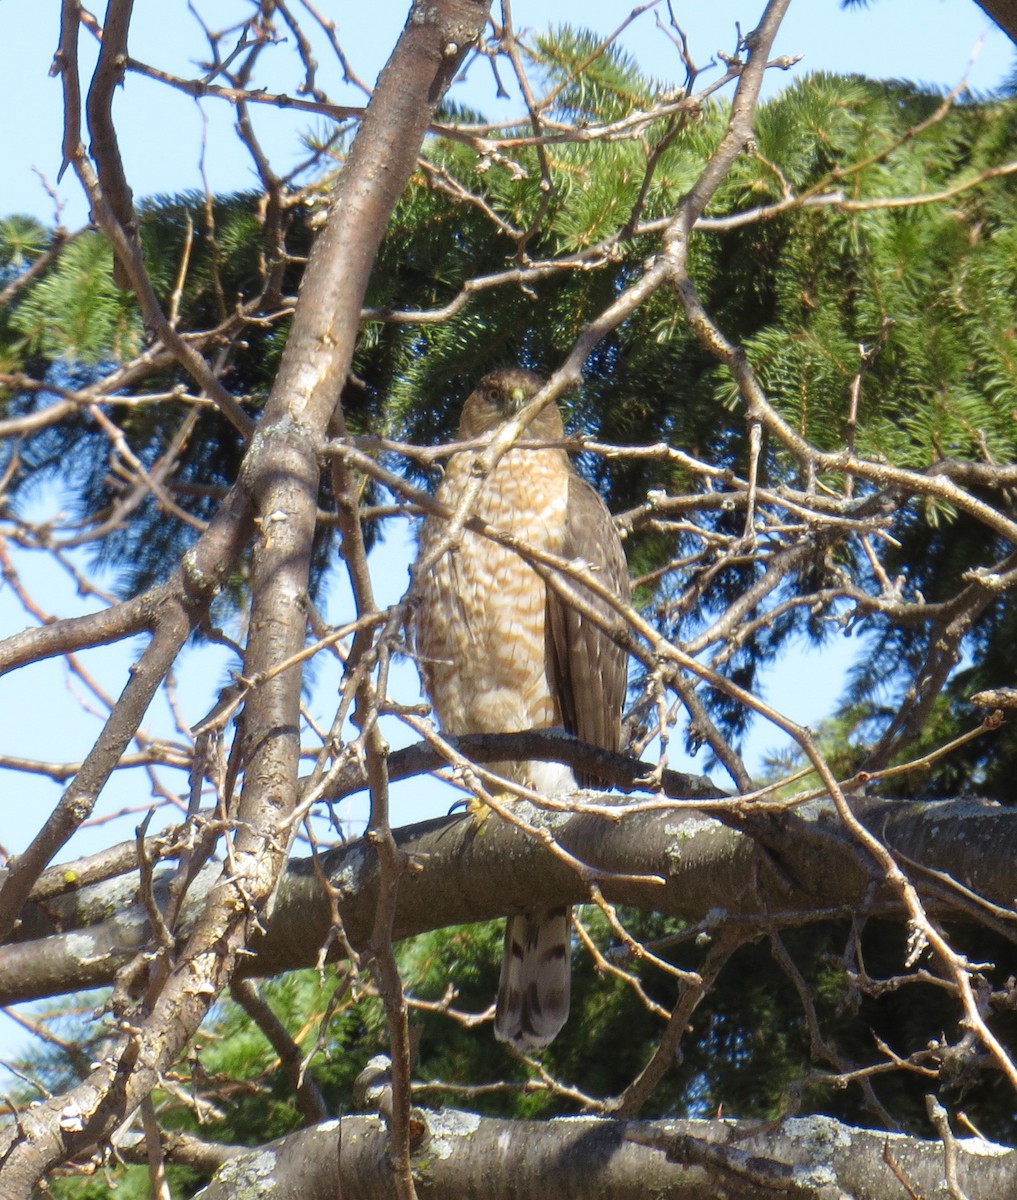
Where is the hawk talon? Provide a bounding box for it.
[446,795,496,822]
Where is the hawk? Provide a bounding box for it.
[415,368,629,1050]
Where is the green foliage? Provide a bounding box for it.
[11,232,139,364]
[0,215,49,272]
[534,25,653,125]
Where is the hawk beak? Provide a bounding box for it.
[509,387,527,411]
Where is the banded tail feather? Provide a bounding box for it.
[495,905,571,1050]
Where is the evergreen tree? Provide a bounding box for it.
[4,8,1017,1196]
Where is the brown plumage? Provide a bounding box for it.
[415,368,629,1050]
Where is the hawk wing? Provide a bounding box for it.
[546,472,630,786]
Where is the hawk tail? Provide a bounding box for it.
[494,905,571,1051]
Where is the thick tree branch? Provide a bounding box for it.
[6,795,1017,1007]
[193,1108,1017,1200]
[975,0,1017,44]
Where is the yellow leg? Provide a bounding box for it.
[467,794,490,822]
[465,787,522,824]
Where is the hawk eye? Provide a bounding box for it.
[485,385,502,406]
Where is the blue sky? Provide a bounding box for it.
[0,0,1013,1065]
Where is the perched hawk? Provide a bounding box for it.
[415,368,629,1050]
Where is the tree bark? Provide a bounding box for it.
[976,0,1017,44]
[191,1107,1017,1200]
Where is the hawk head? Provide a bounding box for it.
[458,368,566,440]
